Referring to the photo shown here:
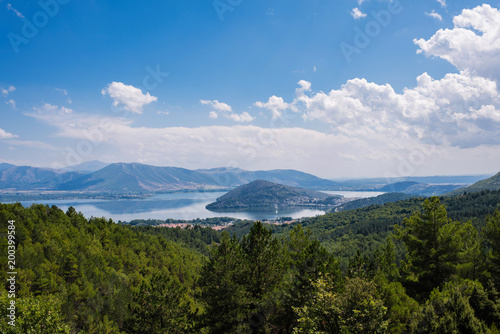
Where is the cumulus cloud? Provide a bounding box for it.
[351,7,367,19]
[102,82,157,114]
[254,96,296,119]
[201,99,254,122]
[0,128,18,139]
[426,10,442,21]
[200,99,232,112]
[414,4,500,82]
[271,73,500,148]
[227,112,254,123]
[33,103,73,115]
[2,86,15,97]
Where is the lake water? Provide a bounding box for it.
[13,191,384,222]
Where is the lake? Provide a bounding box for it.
[12,190,385,222]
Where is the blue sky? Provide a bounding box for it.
[1,0,500,178]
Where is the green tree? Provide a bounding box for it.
[293,276,388,334]
[395,197,482,297]
[418,280,493,334]
[483,210,500,288]
[199,222,288,333]
[0,292,71,334]
[126,274,194,333]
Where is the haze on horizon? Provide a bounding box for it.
[1,0,500,179]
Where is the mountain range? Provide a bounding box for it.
[0,161,497,197]
[0,162,339,193]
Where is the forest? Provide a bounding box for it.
[1,190,500,333]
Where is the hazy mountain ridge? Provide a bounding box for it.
[206,179,341,210]
[446,172,500,196]
[0,163,339,193]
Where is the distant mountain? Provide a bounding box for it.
[445,172,500,196]
[378,181,420,192]
[0,166,83,191]
[62,160,110,173]
[331,193,420,212]
[0,162,341,194]
[0,163,15,172]
[59,163,220,192]
[197,168,339,189]
[377,181,464,196]
[206,180,339,210]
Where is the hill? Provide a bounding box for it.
[330,192,419,212]
[446,171,500,196]
[378,181,464,196]
[59,163,219,192]
[0,166,84,190]
[206,179,339,210]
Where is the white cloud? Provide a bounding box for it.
[2,85,15,97]
[277,73,500,148]
[33,103,73,115]
[313,66,317,72]
[6,3,23,18]
[226,112,255,123]
[6,99,15,109]
[426,10,442,21]
[254,95,296,119]
[201,99,253,122]
[0,128,18,139]
[437,0,446,8]
[351,7,367,19]
[102,82,157,114]
[156,111,170,115]
[414,4,500,82]
[200,99,232,112]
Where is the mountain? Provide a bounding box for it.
[59,163,220,192]
[378,181,420,192]
[0,163,15,172]
[0,162,339,193]
[206,179,339,210]
[378,181,464,196]
[196,167,339,189]
[446,171,500,196]
[0,166,83,190]
[330,192,419,212]
[62,160,110,173]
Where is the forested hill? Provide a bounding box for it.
[2,192,500,333]
[226,189,500,267]
[447,171,500,196]
[206,179,339,210]
[0,203,204,333]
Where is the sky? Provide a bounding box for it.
[1,0,500,179]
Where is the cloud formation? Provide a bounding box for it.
[425,10,442,21]
[102,82,157,114]
[0,128,18,139]
[2,86,15,97]
[351,7,367,19]
[201,99,254,122]
[414,4,500,82]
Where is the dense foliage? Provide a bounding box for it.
[2,190,500,332]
